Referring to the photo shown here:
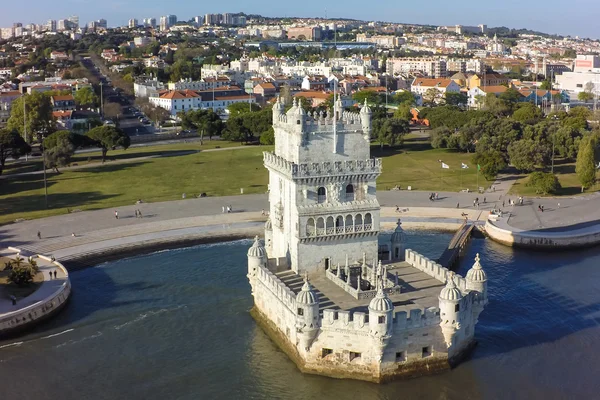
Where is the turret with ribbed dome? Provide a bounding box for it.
[439,272,464,348]
[296,274,320,351]
[390,219,406,261]
[466,253,488,305]
[247,236,266,281]
[368,276,393,362]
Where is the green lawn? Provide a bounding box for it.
[509,159,600,197]
[3,134,594,225]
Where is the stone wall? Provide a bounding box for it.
[0,255,72,336]
[404,249,467,291]
[252,264,298,345]
[486,219,600,249]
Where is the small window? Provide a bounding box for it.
[576,84,583,88]
[422,346,432,358]
[455,304,460,312]
[322,348,333,358]
[395,351,406,362]
[297,308,304,316]
[317,187,326,203]
[378,315,385,324]
[349,351,361,361]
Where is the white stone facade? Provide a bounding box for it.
[247,101,488,381]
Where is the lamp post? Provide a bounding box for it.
[551,115,559,174]
[99,81,104,118]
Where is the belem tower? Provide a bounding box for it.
[247,97,488,382]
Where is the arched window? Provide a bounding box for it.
[306,218,315,237]
[326,216,334,234]
[345,184,354,201]
[364,213,372,230]
[316,217,325,235]
[355,214,363,231]
[336,216,344,233]
[345,215,353,232]
[317,186,326,203]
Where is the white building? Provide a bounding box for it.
[149,89,256,116]
[247,97,488,382]
[386,58,447,78]
[128,19,138,29]
[411,78,461,104]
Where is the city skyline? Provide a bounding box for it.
[1,0,598,39]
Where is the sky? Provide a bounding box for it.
[2,0,599,39]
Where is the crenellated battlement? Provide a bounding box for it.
[404,249,468,291]
[264,151,382,179]
[256,264,297,312]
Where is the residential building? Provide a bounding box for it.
[51,95,76,111]
[0,27,14,39]
[467,86,509,108]
[0,90,22,124]
[149,86,256,116]
[287,27,322,41]
[134,37,152,47]
[411,78,461,104]
[253,82,277,102]
[97,19,108,29]
[143,18,156,28]
[50,51,69,61]
[160,15,177,31]
[129,19,138,29]
[356,34,403,48]
[67,15,79,29]
[386,58,447,78]
[573,54,600,73]
[46,20,57,32]
[467,73,510,89]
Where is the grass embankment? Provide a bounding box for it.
[0,141,266,224]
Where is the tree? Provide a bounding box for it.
[431,126,452,149]
[43,131,75,173]
[575,135,597,192]
[526,172,561,195]
[259,127,275,145]
[540,80,552,90]
[373,117,410,148]
[227,102,261,117]
[394,103,413,120]
[352,90,380,105]
[473,150,507,180]
[222,115,252,143]
[444,92,468,107]
[74,87,99,108]
[423,88,442,106]
[0,129,31,175]
[578,91,594,102]
[393,91,416,105]
[86,126,130,162]
[7,92,55,143]
[7,256,39,287]
[512,102,543,124]
[103,102,122,121]
[507,139,551,172]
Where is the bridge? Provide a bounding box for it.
[437,222,475,269]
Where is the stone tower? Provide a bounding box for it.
[263,97,381,273]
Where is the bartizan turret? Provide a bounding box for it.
[438,272,463,349]
[466,253,488,323]
[296,274,320,351]
[247,236,266,288]
[360,99,372,139]
[368,276,394,362]
[390,219,406,261]
[264,218,273,254]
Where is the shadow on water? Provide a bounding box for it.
[456,238,600,360]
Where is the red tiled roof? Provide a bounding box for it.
[159,90,199,99]
[52,95,74,101]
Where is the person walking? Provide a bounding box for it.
[53,270,57,279]
[37,231,41,240]
[138,210,143,218]
[558,202,561,209]
[115,210,119,219]
[502,200,505,208]
[222,206,225,213]
[48,271,53,280]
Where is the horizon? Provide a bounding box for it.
[1,1,598,40]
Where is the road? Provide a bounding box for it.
[80,57,151,137]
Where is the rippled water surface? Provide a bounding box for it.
[2,232,600,400]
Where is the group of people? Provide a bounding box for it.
[48,270,59,279]
[134,209,143,218]
[428,193,439,201]
[222,205,233,213]
[472,197,486,208]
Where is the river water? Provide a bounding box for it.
[1,232,600,400]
